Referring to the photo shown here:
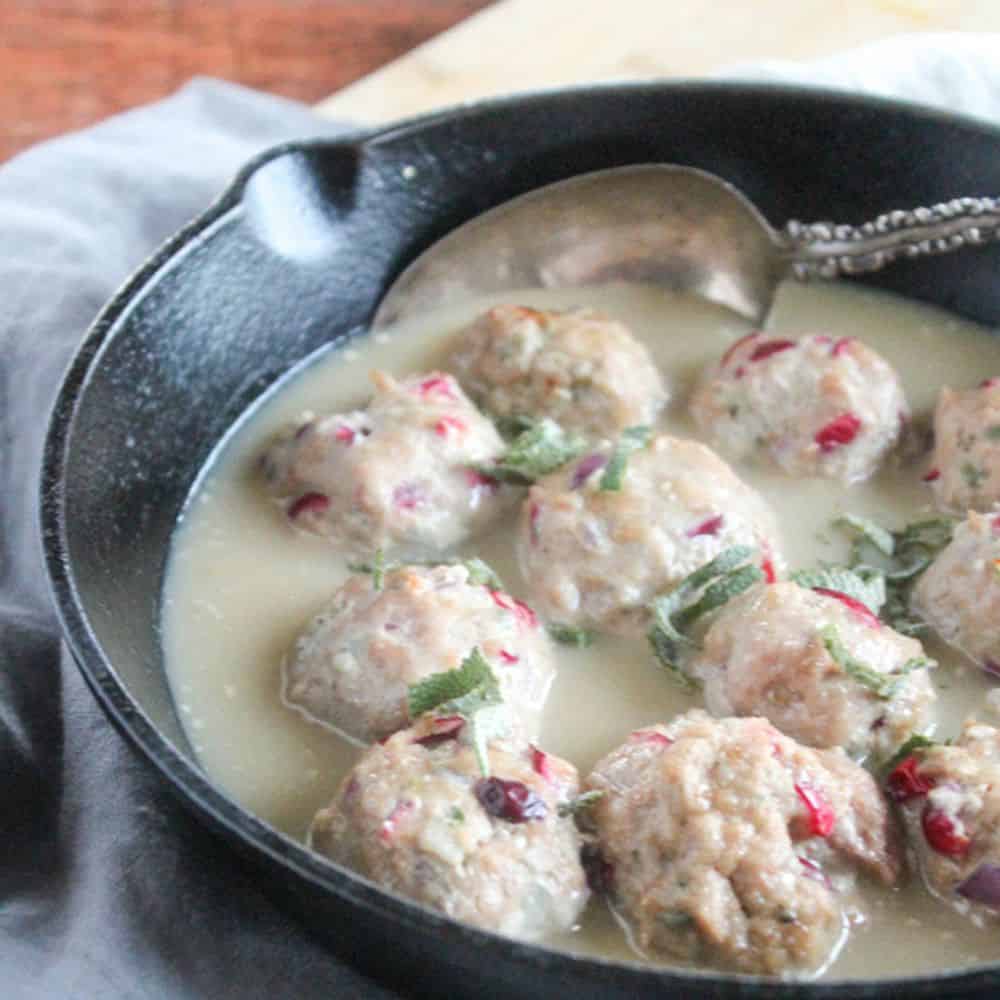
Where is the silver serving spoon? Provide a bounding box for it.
[372,164,1000,329]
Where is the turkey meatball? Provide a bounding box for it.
[911,510,1000,673]
[259,370,514,557]
[518,434,782,635]
[691,581,936,760]
[585,712,902,976]
[310,722,588,940]
[888,721,1000,925]
[925,378,1000,512]
[447,305,668,437]
[690,331,908,483]
[283,563,556,744]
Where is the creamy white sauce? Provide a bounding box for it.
[162,280,1000,979]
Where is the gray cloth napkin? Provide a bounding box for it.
[0,78,398,1000]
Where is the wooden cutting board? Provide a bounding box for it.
[315,0,1000,124]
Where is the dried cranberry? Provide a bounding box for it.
[720,331,761,368]
[475,777,547,823]
[922,806,971,856]
[581,843,615,894]
[749,339,796,362]
[489,590,538,629]
[831,337,855,357]
[434,416,466,437]
[922,467,941,483]
[761,556,777,584]
[687,514,724,538]
[414,716,465,747]
[887,755,935,802]
[815,413,862,453]
[287,492,330,519]
[813,587,882,629]
[531,745,554,784]
[334,424,356,445]
[981,377,1000,389]
[794,782,836,838]
[571,453,607,489]
[417,375,456,399]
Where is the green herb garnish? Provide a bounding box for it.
[791,565,886,616]
[350,555,504,592]
[820,625,934,700]
[557,790,605,818]
[408,648,506,777]
[600,425,652,491]
[547,624,595,647]
[882,733,938,777]
[474,417,586,484]
[834,514,895,559]
[962,462,987,490]
[986,425,1000,441]
[647,546,763,690]
[348,548,387,589]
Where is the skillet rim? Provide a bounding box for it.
[39,78,1000,997]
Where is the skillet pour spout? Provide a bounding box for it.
[373,163,1000,328]
[41,81,1000,999]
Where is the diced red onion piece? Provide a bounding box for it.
[288,492,330,519]
[798,856,833,890]
[629,729,673,748]
[984,658,1000,679]
[499,649,520,664]
[957,863,1000,906]
[489,589,538,628]
[720,331,761,368]
[414,715,465,747]
[417,375,456,399]
[831,337,855,357]
[531,745,554,784]
[887,755,935,802]
[571,453,607,489]
[815,412,862,453]
[794,781,836,838]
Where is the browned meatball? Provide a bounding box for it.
[259,370,514,557]
[311,721,588,941]
[447,305,668,437]
[585,712,902,977]
[888,721,1000,925]
[284,563,556,744]
[691,581,937,760]
[925,378,1000,512]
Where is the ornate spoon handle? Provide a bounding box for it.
[784,197,1000,280]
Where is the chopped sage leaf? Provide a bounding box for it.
[673,564,763,631]
[987,425,1000,441]
[834,514,895,558]
[882,733,938,777]
[547,623,595,647]
[820,625,934,700]
[962,462,987,489]
[350,555,504,592]
[448,806,466,824]
[475,417,586,484]
[460,557,504,590]
[600,425,653,491]
[791,565,886,616]
[557,790,605,818]
[348,549,388,590]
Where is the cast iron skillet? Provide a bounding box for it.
[41,82,1000,998]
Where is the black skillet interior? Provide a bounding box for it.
[42,82,1000,999]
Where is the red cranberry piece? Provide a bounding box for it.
[794,781,835,838]
[417,375,456,400]
[489,590,538,628]
[334,424,356,444]
[761,555,777,584]
[813,587,882,629]
[686,514,724,538]
[571,453,607,489]
[393,482,426,510]
[815,412,862,453]
[414,716,465,747]
[499,649,519,664]
[475,777,547,823]
[887,755,935,802]
[531,745,555,784]
[831,337,855,357]
[749,338,796,362]
[434,416,466,437]
[720,331,761,368]
[922,467,941,483]
[581,843,614,894]
[288,492,330,519]
[922,806,971,856]
[981,377,1000,389]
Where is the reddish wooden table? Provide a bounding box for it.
[1,0,493,163]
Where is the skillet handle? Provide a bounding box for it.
[783,196,1000,280]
